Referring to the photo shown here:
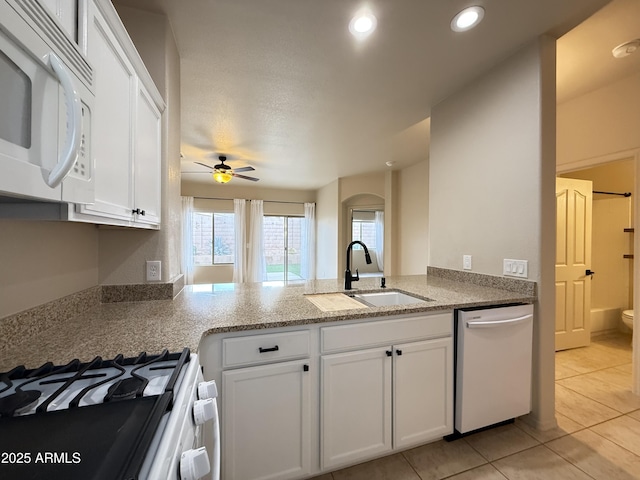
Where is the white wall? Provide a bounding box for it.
[429,37,557,429]
[557,72,640,166]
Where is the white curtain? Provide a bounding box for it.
[374,210,384,271]
[301,202,316,280]
[233,199,246,283]
[248,200,267,282]
[181,196,195,285]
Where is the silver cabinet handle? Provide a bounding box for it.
[466,314,533,329]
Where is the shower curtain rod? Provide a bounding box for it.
[593,190,632,197]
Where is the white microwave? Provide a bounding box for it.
[0,0,94,204]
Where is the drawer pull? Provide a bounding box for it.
[396,349,403,356]
[258,345,279,353]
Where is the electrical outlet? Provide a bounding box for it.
[503,259,528,278]
[463,255,472,270]
[146,261,161,282]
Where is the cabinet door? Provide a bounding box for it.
[394,337,453,449]
[132,84,161,226]
[321,347,392,470]
[79,1,135,221]
[222,360,311,480]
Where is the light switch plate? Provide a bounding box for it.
[503,259,528,278]
[463,255,472,270]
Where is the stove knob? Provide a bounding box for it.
[198,380,218,400]
[193,398,216,425]
[180,446,210,480]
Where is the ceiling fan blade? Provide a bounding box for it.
[231,166,255,173]
[194,161,214,170]
[232,173,260,182]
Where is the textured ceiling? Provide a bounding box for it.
[113,0,635,190]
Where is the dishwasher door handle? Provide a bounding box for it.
[466,314,533,329]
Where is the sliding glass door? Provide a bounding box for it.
[264,216,304,281]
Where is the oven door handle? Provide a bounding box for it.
[45,53,82,188]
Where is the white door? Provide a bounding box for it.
[394,338,453,448]
[222,360,311,480]
[321,346,392,470]
[556,177,593,351]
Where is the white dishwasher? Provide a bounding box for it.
[454,304,534,434]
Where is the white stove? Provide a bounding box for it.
[0,349,219,480]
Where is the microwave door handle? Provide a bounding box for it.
[45,53,82,188]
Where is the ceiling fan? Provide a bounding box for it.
[194,156,259,184]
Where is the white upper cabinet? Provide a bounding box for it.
[79,1,136,222]
[132,81,161,226]
[71,0,164,229]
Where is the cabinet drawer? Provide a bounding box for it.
[321,312,452,353]
[223,330,310,368]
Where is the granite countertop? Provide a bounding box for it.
[0,273,536,371]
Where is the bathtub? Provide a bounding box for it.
[590,307,622,334]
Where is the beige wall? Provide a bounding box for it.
[557,72,640,166]
[340,172,385,202]
[101,6,182,285]
[316,180,339,279]
[429,38,557,429]
[181,181,315,205]
[397,160,428,275]
[0,221,99,318]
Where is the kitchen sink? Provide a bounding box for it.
[349,290,431,307]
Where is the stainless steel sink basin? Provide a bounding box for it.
[349,290,431,307]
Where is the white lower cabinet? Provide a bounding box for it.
[321,347,393,469]
[222,359,312,480]
[321,324,453,470]
[394,338,453,449]
[200,311,454,480]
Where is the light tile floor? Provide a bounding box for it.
[312,332,639,480]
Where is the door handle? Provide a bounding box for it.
[466,314,533,329]
[586,269,595,277]
[46,53,82,188]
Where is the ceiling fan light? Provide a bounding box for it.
[213,171,232,184]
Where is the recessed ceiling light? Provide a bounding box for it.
[349,9,377,38]
[612,39,640,58]
[451,6,485,32]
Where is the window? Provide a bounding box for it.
[192,212,235,265]
[263,215,304,281]
[351,211,377,251]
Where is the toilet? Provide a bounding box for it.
[622,309,634,331]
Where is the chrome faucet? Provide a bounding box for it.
[345,241,372,290]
